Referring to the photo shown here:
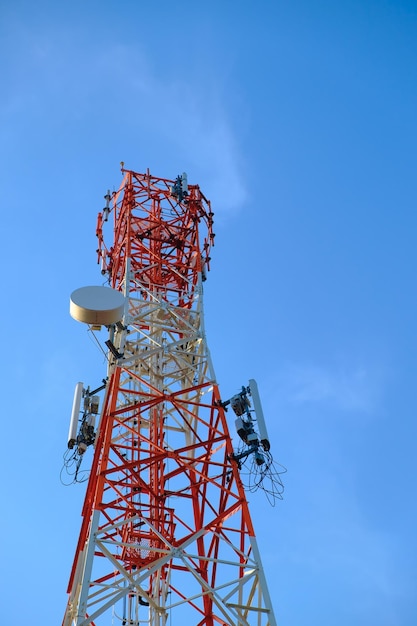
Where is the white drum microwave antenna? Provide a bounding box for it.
[70,285,125,326]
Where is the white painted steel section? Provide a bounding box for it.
[76,509,101,626]
[250,536,278,626]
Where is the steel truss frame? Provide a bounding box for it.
[63,169,277,626]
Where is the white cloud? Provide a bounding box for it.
[290,504,409,622]
[1,20,247,215]
[276,361,382,413]
[121,53,247,214]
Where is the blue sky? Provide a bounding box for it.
[1,1,417,624]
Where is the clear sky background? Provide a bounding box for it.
[1,1,416,624]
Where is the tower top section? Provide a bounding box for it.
[96,168,215,308]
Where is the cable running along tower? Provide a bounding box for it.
[63,167,278,626]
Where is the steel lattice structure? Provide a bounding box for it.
[62,168,277,626]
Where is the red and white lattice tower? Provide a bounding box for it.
[63,167,277,626]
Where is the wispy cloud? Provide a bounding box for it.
[1,21,247,214]
[118,48,247,213]
[287,484,411,619]
[276,361,382,413]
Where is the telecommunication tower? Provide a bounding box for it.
[62,167,281,626]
